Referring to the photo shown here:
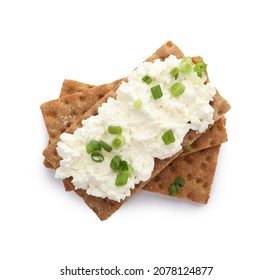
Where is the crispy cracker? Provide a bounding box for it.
[51,79,228,204]
[41,79,123,143]
[145,145,221,203]
[41,41,231,220]
[59,80,95,98]
[144,117,227,202]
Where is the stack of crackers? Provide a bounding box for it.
[41,41,230,220]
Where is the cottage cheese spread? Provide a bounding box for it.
[55,55,216,202]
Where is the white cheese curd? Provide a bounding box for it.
[55,55,216,202]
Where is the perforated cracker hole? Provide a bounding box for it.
[61,98,69,105]
[196,178,203,184]
[154,175,160,182]
[71,111,78,120]
[210,139,215,146]
[50,132,56,139]
[169,163,176,172]
[187,174,192,180]
[202,182,209,189]
[206,155,211,162]
[80,96,85,102]
[191,142,198,149]
[201,162,207,170]
[187,192,193,199]
[65,121,71,128]
[184,155,193,165]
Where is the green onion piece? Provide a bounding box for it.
[133,99,143,109]
[194,61,207,77]
[112,135,125,149]
[151,84,163,100]
[115,172,129,187]
[108,125,122,134]
[170,67,179,79]
[91,151,104,163]
[119,160,128,171]
[175,176,185,186]
[182,56,192,64]
[180,63,193,74]
[86,140,101,154]
[185,145,191,152]
[118,161,133,176]
[123,165,133,176]
[110,155,122,172]
[162,129,175,145]
[99,140,112,152]
[170,82,185,97]
[168,183,180,196]
[142,75,152,84]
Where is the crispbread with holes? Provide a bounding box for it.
[41,41,230,220]
[41,79,123,143]
[59,79,96,98]
[55,81,227,202]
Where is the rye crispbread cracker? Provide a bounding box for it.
[144,117,227,202]
[41,41,230,220]
[42,45,229,169]
[47,78,228,203]
[59,80,95,98]
[145,145,221,203]
[61,115,227,200]
[41,79,123,143]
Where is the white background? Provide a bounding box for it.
[1,1,271,279]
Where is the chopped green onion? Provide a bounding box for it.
[179,57,193,74]
[175,176,185,186]
[86,140,101,154]
[133,99,143,109]
[112,135,125,149]
[118,161,133,176]
[170,82,185,97]
[142,75,152,84]
[99,140,112,152]
[91,151,104,163]
[162,129,175,145]
[123,165,133,176]
[115,172,129,187]
[151,84,163,100]
[182,56,192,64]
[180,63,193,74]
[168,183,180,196]
[108,125,122,134]
[194,61,207,77]
[110,155,122,172]
[170,67,179,79]
[119,160,128,171]
[185,145,191,152]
